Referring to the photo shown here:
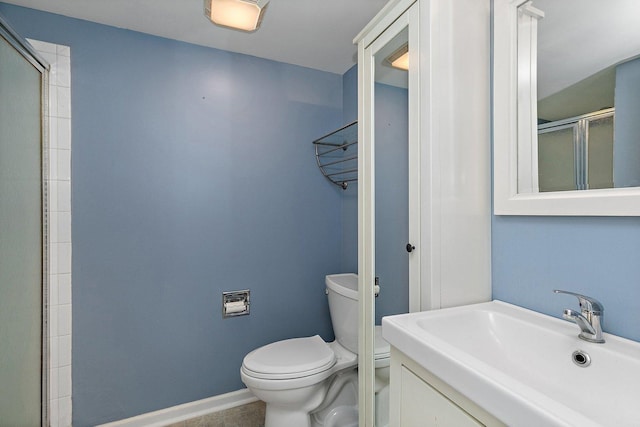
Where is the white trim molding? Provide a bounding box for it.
[96,389,257,427]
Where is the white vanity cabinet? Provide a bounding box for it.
[389,348,505,427]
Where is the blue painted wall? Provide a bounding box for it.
[341,66,358,274]
[492,215,640,342]
[374,83,410,323]
[0,4,345,426]
[342,65,358,125]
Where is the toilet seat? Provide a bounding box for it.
[241,329,390,392]
[242,335,336,380]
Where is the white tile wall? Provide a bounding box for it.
[28,39,73,427]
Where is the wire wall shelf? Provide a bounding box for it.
[312,121,357,190]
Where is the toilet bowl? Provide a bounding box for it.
[240,273,391,427]
[241,337,359,427]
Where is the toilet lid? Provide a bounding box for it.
[242,335,336,380]
[374,326,390,360]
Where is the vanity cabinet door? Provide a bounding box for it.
[391,347,505,426]
[400,366,484,427]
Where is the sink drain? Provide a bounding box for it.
[572,350,591,367]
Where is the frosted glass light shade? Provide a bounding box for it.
[386,43,409,71]
[391,51,409,70]
[204,0,269,32]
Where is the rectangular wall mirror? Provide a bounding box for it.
[494,0,640,215]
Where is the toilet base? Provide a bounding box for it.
[317,405,358,427]
[266,406,314,427]
[311,369,357,427]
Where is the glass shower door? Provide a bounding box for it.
[0,22,46,426]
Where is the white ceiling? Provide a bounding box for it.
[1,0,389,74]
[9,0,638,97]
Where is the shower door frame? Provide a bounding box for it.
[0,14,50,427]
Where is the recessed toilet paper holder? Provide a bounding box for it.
[222,290,250,318]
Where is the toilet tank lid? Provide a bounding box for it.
[325,273,358,300]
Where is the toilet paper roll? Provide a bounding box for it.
[225,301,246,314]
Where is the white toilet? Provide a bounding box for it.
[240,273,390,427]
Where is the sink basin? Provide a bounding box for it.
[382,300,640,426]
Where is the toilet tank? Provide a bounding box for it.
[326,273,358,354]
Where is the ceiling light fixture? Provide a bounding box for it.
[204,0,269,32]
[386,43,409,71]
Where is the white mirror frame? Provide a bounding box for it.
[493,0,640,216]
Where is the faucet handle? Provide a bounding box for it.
[553,290,604,314]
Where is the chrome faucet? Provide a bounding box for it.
[553,290,605,344]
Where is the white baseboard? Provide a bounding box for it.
[97,389,258,427]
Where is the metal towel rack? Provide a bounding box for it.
[312,121,357,190]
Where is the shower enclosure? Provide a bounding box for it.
[0,15,49,426]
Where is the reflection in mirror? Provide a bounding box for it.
[538,109,614,192]
[518,0,640,193]
[373,28,409,331]
[373,26,409,427]
[375,28,409,88]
